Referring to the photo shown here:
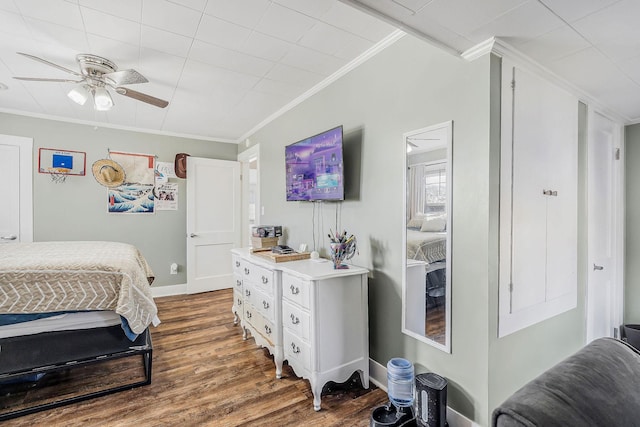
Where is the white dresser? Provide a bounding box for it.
[231,248,369,411]
[232,250,284,378]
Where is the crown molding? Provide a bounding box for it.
[462,37,630,124]
[0,108,237,144]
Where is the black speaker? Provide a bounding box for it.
[414,373,447,427]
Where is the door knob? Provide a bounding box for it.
[593,264,604,271]
[189,233,197,238]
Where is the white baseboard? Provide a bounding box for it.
[151,283,187,298]
[368,358,478,427]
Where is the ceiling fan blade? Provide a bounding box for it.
[115,87,169,108]
[13,76,84,83]
[104,69,148,86]
[17,52,81,77]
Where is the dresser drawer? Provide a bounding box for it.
[232,254,244,275]
[242,262,275,295]
[284,329,311,372]
[282,273,310,309]
[254,287,275,323]
[233,290,243,312]
[282,300,310,341]
[245,301,275,347]
[233,274,243,292]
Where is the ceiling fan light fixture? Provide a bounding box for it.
[67,85,89,105]
[93,86,113,111]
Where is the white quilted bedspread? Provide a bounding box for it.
[0,241,159,334]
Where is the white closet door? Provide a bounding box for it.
[499,62,578,337]
[0,134,33,244]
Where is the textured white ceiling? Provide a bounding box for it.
[0,0,396,142]
[2,1,639,143]
[342,0,640,124]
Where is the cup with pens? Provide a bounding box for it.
[329,229,357,269]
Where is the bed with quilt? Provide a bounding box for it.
[0,241,159,420]
[406,216,447,265]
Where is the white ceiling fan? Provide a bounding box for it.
[13,52,169,110]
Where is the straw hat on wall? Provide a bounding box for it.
[92,159,125,187]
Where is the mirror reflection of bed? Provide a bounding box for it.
[402,121,452,353]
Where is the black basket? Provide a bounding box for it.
[622,324,640,350]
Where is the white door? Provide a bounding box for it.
[586,111,622,342]
[186,157,241,294]
[238,144,260,247]
[0,134,33,243]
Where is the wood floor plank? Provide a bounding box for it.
[1,289,387,426]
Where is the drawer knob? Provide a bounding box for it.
[246,310,252,319]
[290,313,300,325]
[263,300,270,309]
[235,261,240,267]
[290,285,300,295]
[264,325,272,335]
[244,267,250,275]
[245,289,251,297]
[291,342,300,354]
[262,275,269,284]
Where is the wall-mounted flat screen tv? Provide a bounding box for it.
[285,125,344,202]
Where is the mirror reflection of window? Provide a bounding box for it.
[423,163,446,214]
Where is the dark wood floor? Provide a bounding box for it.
[1,289,387,426]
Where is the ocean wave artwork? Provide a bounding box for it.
[108,184,155,213]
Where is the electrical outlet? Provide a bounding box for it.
[170,263,178,274]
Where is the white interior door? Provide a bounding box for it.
[586,111,622,342]
[186,157,241,294]
[238,144,260,247]
[0,134,33,243]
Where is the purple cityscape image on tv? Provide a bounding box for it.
[285,126,344,201]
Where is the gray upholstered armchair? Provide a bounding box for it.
[492,337,640,427]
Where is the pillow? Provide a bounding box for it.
[407,218,424,230]
[420,217,446,232]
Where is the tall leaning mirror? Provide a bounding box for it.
[402,121,452,353]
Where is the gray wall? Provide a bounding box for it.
[1,112,237,287]
[241,35,591,425]
[626,124,640,322]
[244,34,494,424]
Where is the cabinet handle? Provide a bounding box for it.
[237,298,242,306]
[235,261,240,268]
[264,325,272,335]
[1,235,17,241]
[244,267,250,275]
[246,310,252,319]
[291,342,300,354]
[290,313,300,325]
[236,279,242,287]
[262,275,269,284]
[593,264,604,271]
[262,300,270,309]
[542,189,558,196]
[245,289,251,297]
[290,285,300,295]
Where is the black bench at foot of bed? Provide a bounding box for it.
[0,325,152,421]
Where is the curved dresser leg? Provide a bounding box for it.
[312,384,322,411]
[358,369,370,389]
[274,347,284,379]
